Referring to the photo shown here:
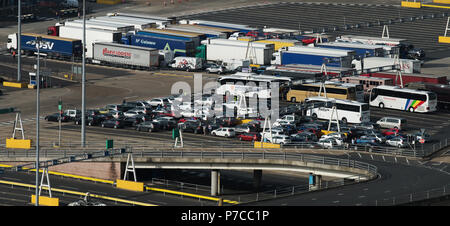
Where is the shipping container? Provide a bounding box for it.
[255,39,301,51]
[200,38,275,65]
[92,42,159,68]
[7,32,82,59]
[352,57,421,74]
[58,26,122,58]
[123,34,196,57]
[316,42,385,58]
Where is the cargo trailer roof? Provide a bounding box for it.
[318,42,385,49]
[66,20,134,29]
[178,24,239,33]
[94,42,158,51]
[143,28,205,37]
[22,33,80,42]
[91,16,155,26]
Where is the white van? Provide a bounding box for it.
[376,117,407,130]
[169,57,204,71]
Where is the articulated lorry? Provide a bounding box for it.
[57,25,122,58]
[337,35,425,61]
[91,42,159,69]
[7,32,82,59]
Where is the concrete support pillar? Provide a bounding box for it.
[315,175,322,189]
[211,169,220,196]
[253,169,262,191]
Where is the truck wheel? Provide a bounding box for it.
[379,103,385,109]
[342,118,348,124]
[291,97,296,102]
[312,113,318,119]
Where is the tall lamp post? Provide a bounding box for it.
[17,0,21,82]
[35,36,42,206]
[81,0,86,147]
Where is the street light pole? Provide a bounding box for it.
[35,36,42,206]
[81,0,86,147]
[17,0,21,82]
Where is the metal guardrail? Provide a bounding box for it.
[130,150,378,177]
[374,184,450,206]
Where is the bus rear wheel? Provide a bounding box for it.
[291,97,296,103]
[379,103,385,109]
[408,107,415,112]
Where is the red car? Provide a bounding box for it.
[382,128,400,136]
[237,133,261,141]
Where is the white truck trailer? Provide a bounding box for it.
[201,38,275,65]
[92,42,159,68]
[88,16,156,30]
[59,20,135,33]
[58,25,122,58]
[352,57,421,74]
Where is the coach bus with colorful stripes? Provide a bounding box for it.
[369,85,437,113]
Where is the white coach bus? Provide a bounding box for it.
[369,85,437,113]
[305,96,370,124]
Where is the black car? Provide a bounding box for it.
[136,121,160,132]
[152,116,177,130]
[101,118,125,129]
[45,113,69,122]
[179,120,203,134]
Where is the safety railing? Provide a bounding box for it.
[373,184,450,206]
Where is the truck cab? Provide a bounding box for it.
[6,34,17,53]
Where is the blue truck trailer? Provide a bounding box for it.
[278,51,353,68]
[7,32,82,59]
[316,42,385,58]
[137,29,206,47]
[122,34,196,57]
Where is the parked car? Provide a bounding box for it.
[361,131,386,143]
[74,115,104,126]
[382,128,400,136]
[413,132,431,143]
[147,98,169,107]
[317,138,339,149]
[211,127,236,137]
[353,122,381,130]
[123,109,146,117]
[179,120,204,134]
[45,113,69,122]
[237,132,261,141]
[206,64,226,74]
[268,135,291,145]
[376,117,407,130]
[386,137,408,148]
[234,123,259,134]
[356,136,378,144]
[320,132,347,140]
[101,118,125,129]
[290,132,317,142]
[136,121,160,133]
[152,116,177,130]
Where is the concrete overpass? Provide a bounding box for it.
[0,148,378,196]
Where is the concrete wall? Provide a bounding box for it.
[1,161,123,181]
